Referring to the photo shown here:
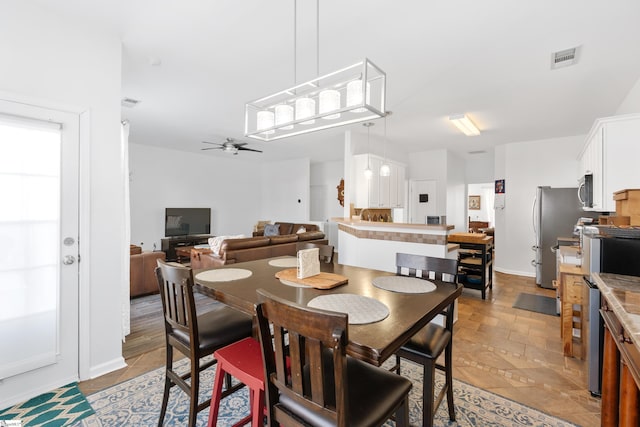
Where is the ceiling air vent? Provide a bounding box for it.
[550,47,579,70]
[121,97,141,108]
[468,150,487,155]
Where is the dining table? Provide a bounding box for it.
[193,256,463,367]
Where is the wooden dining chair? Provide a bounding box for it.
[394,253,459,427]
[155,259,253,427]
[296,241,335,263]
[255,288,412,427]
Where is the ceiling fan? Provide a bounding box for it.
[201,138,262,155]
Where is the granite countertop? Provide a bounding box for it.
[593,272,640,350]
[332,218,454,231]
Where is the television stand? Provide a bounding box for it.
[161,234,213,261]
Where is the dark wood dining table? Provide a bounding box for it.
[194,257,462,367]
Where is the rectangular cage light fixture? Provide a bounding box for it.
[245,58,386,141]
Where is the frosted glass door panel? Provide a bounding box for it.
[0,118,61,379]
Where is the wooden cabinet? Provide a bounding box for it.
[161,234,212,261]
[557,264,586,358]
[600,295,640,426]
[352,154,406,208]
[578,113,640,212]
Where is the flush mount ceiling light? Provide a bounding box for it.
[449,114,480,136]
[244,1,386,142]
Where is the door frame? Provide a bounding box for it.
[0,91,92,382]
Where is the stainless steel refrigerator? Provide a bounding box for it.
[531,186,594,289]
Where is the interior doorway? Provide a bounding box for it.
[467,182,495,230]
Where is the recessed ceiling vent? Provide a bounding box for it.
[468,150,487,155]
[121,97,141,108]
[551,46,579,70]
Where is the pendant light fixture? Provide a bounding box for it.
[244,1,386,141]
[379,111,391,177]
[363,122,374,179]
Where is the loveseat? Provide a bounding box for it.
[190,222,326,269]
[130,245,166,297]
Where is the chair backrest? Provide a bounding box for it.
[395,253,458,283]
[256,289,349,427]
[296,242,335,263]
[155,259,199,355]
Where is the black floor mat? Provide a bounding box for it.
[512,293,558,316]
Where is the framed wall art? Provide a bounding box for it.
[469,195,481,210]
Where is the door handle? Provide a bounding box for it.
[62,255,76,265]
[531,259,537,267]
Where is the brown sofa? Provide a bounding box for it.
[130,245,166,297]
[190,222,326,269]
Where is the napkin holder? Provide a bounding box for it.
[297,248,320,279]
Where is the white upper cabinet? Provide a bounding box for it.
[578,114,640,212]
[352,154,406,208]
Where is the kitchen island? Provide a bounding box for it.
[333,218,459,273]
[592,273,640,426]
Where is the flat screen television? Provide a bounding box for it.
[165,208,211,237]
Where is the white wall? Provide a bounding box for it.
[465,151,495,184]
[407,149,448,216]
[446,151,467,233]
[259,158,311,222]
[0,2,124,382]
[129,144,261,249]
[616,76,640,115]
[310,160,344,222]
[493,135,584,276]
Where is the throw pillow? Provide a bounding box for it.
[296,226,306,234]
[208,235,245,256]
[264,224,280,237]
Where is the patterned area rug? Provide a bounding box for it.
[77,358,577,427]
[0,382,94,427]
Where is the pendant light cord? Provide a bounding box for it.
[316,0,320,77]
[293,0,297,86]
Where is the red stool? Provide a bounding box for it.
[207,337,265,427]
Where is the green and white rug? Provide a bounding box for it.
[75,358,577,427]
[0,382,94,427]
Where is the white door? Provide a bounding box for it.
[0,99,80,407]
[409,179,437,224]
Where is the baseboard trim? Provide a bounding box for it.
[87,357,127,380]
[494,266,535,278]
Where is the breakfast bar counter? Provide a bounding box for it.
[332,218,458,273]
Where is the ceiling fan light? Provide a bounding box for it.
[275,104,294,130]
[295,97,316,125]
[380,163,391,177]
[257,110,275,135]
[319,89,341,120]
[346,79,370,113]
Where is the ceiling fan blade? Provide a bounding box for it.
[237,147,262,153]
[233,142,248,147]
[201,146,223,150]
[201,141,223,146]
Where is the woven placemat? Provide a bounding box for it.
[268,257,298,268]
[195,268,252,282]
[372,275,436,294]
[307,294,389,324]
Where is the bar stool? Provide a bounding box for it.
[207,337,265,427]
